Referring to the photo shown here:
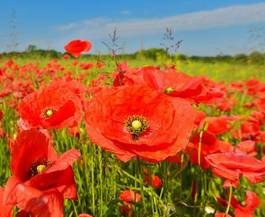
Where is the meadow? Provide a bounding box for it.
[0,46,265,217]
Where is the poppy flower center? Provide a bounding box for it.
[45,109,54,117]
[125,115,148,140]
[30,161,48,177]
[164,87,174,94]
[36,164,47,173]
[131,120,142,130]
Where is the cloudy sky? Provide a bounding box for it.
[1,0,265,55]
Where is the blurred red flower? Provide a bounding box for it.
[187,132,233,169]
[144,175,163,189]
[206,152,265,187]
[78,214,93,217]
[119,190,141,204]
[205,116,237,135]
[234,140,257,157]
[64,39,92,58]
[231,191,260,217]
[85,85,196,162]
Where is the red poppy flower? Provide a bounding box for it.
[231,191,260,217]
[64,39,92,58]
[205,152,265,187]
[18,79,84,129]
[217,191,260,217]
[4,129,80,208]
[205,116,237,135]
[234,140,257,157]
[141,67,203,99]
[144,175,163,189]
[119,190,141,204]
[78,214,93,217]
[113,66,225,104]
[15,186,64,217]
[79,62,94,70]
[85,85,196,162]
[187,132,233,169]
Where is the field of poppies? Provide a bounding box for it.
[0,40,265,217]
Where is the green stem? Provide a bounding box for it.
[225,185,233,216]
[98,148,103,217]
[198,130,203,166]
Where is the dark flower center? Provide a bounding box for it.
[164,87,174,94]
[125,115,148,140]
[29,160,48,177]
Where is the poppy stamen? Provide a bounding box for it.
[30,160,48,177]
[36,164,47,174]
[45,109,54,117]
[125,115,148,140]
[164,87,174,94]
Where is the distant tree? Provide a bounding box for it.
[135,48,168,60]
[248,51,265,64]
[234,54,248,64]
[26,44,38,52]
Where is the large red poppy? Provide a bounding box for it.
[18,79,84,129]
[4,129,80,210]
[64,39,92,58]
[205,152,265,187]
[85,85,196,162]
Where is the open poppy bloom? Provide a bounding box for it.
[18,79,84,129]
[64,39,92,58]
[113,66,225,104]
[85,85,196,162]
[4,129,80,213]
[205,152,265,187]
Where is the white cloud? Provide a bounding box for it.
[55,2,265,39]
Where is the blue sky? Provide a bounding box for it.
[1,0,265,55]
